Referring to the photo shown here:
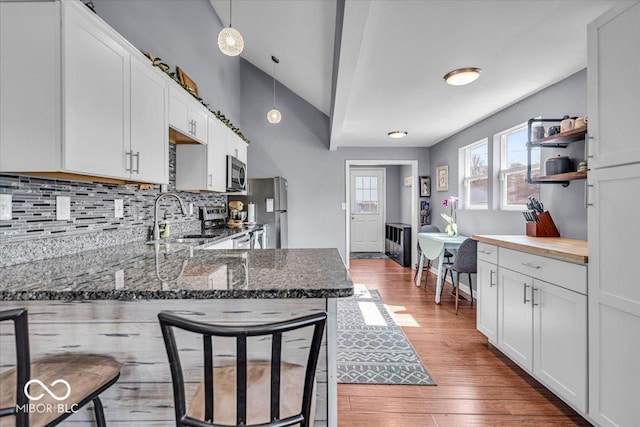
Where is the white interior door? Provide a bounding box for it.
[350,168,384,252]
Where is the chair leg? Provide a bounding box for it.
[455,273,459,315]
[93,397,107,427]
[468,273,473,304]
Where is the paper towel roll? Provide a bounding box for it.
[247,203,256,223]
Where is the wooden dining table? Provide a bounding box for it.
[416,233,468,303]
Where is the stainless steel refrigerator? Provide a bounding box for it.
[238,177,288,248]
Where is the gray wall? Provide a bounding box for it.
[240,61,430,259]
[399,165,413,225]
[430,69,588,240]
[93,0,242,126]
[385,166,401,223]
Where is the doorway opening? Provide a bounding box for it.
[345,160,419,270]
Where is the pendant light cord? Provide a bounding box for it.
[273,61,276,108]
[229,0,233,28]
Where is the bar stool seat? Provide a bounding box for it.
[187,361,315,426]
[0,309,121,427]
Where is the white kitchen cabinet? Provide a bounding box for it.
[476,243,498,344]
[587,3,640,426]
[130,55,169,184]
[225,127,248,164]
[169,86,208,144]
[587,2,640,170]
[0,0,168,184]
[498,267,533,372]
[533,279,587,412]
[175,117,227,192]
[587,164,640,427]
[496,247,587,413]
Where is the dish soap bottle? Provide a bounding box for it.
[159,215,170,239]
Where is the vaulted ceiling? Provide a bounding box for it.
[210,0,626,150]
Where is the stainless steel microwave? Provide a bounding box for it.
[227,156,247,191]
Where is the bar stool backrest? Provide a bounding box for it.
[158,311,327,427]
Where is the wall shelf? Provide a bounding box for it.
[527,118,588,186]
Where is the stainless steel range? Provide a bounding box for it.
[181,205,227,239]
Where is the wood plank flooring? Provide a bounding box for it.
[338,259,591,426]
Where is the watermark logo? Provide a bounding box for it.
[16,378,78,415]
[24,379,72,401]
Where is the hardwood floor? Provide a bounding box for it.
[338,259,591,426]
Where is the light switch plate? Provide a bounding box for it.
[56,196,71,221]
[0,194,11,220]
[266,198,274,213]
[114,199,124,218]
[189,203,194,215]
[341,202,346,210]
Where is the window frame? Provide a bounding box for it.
[496,122,540,211]
[459,138,489,210]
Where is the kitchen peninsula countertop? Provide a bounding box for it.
[472,235,588,264]
[0,244,353,301]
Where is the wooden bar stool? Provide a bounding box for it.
[158,311,326,427]
[0,308,121,427]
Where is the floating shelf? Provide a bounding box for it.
[534,170,588,182]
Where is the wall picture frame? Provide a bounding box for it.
[436,165,448,191]
[419,176,431,197]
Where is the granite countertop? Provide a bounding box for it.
[0,243,354,301]
[472,235,588,264]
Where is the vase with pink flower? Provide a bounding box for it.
[441,196,459,236]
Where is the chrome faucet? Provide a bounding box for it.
[152,192,188,241]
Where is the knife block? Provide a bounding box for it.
[526,211,560,237]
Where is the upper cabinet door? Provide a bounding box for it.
[130,56,169,184]
[62,1,130,178]
[169,87,191,137]
[168,87,207,144]
[587,2,640,169]
[208,117,228,192]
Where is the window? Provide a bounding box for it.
[497,123,540,209]
[354,176,379,213]
[460,138,488,209]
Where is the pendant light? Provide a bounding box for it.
[217,0,244,56]
[267,55,282,124]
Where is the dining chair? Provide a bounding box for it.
[0,308,121,427]
[414,225,453,284]
[441,238,478,314]
[158,311,326,427]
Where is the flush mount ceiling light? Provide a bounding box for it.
[267,56,282,124]
[217,0,244,56]
[444,67,482,86]
[388,130,408,139]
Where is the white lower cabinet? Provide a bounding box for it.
[488,247,587,414]
[477,257,498,344]
[533,279,587,412]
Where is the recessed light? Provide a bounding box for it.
[444,67,482,86]
[388,130,408,139]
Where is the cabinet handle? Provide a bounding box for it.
[586,184,595,207]
[208,174,213,187]
[523,283,530,304]
[532,287,539,306]
[587,135,594,159]
[194,121,197,135]
[132,152,140,174]
[479,249,493,255]
[521,262,541,269]
[125,151,132,172]
[490,270,496,287]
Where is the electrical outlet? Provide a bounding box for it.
[114,269,124,290]
[0,194,11,220]
[114,199,124,218]
[189,203,194,215]
[56,196,71,221]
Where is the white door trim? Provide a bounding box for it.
[345,160,419,270]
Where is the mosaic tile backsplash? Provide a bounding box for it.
[0,145,227,266]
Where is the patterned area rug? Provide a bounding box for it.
[349,252,388,259]
[337,286,436,385]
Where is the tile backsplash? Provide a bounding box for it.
[0,145,226,265]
